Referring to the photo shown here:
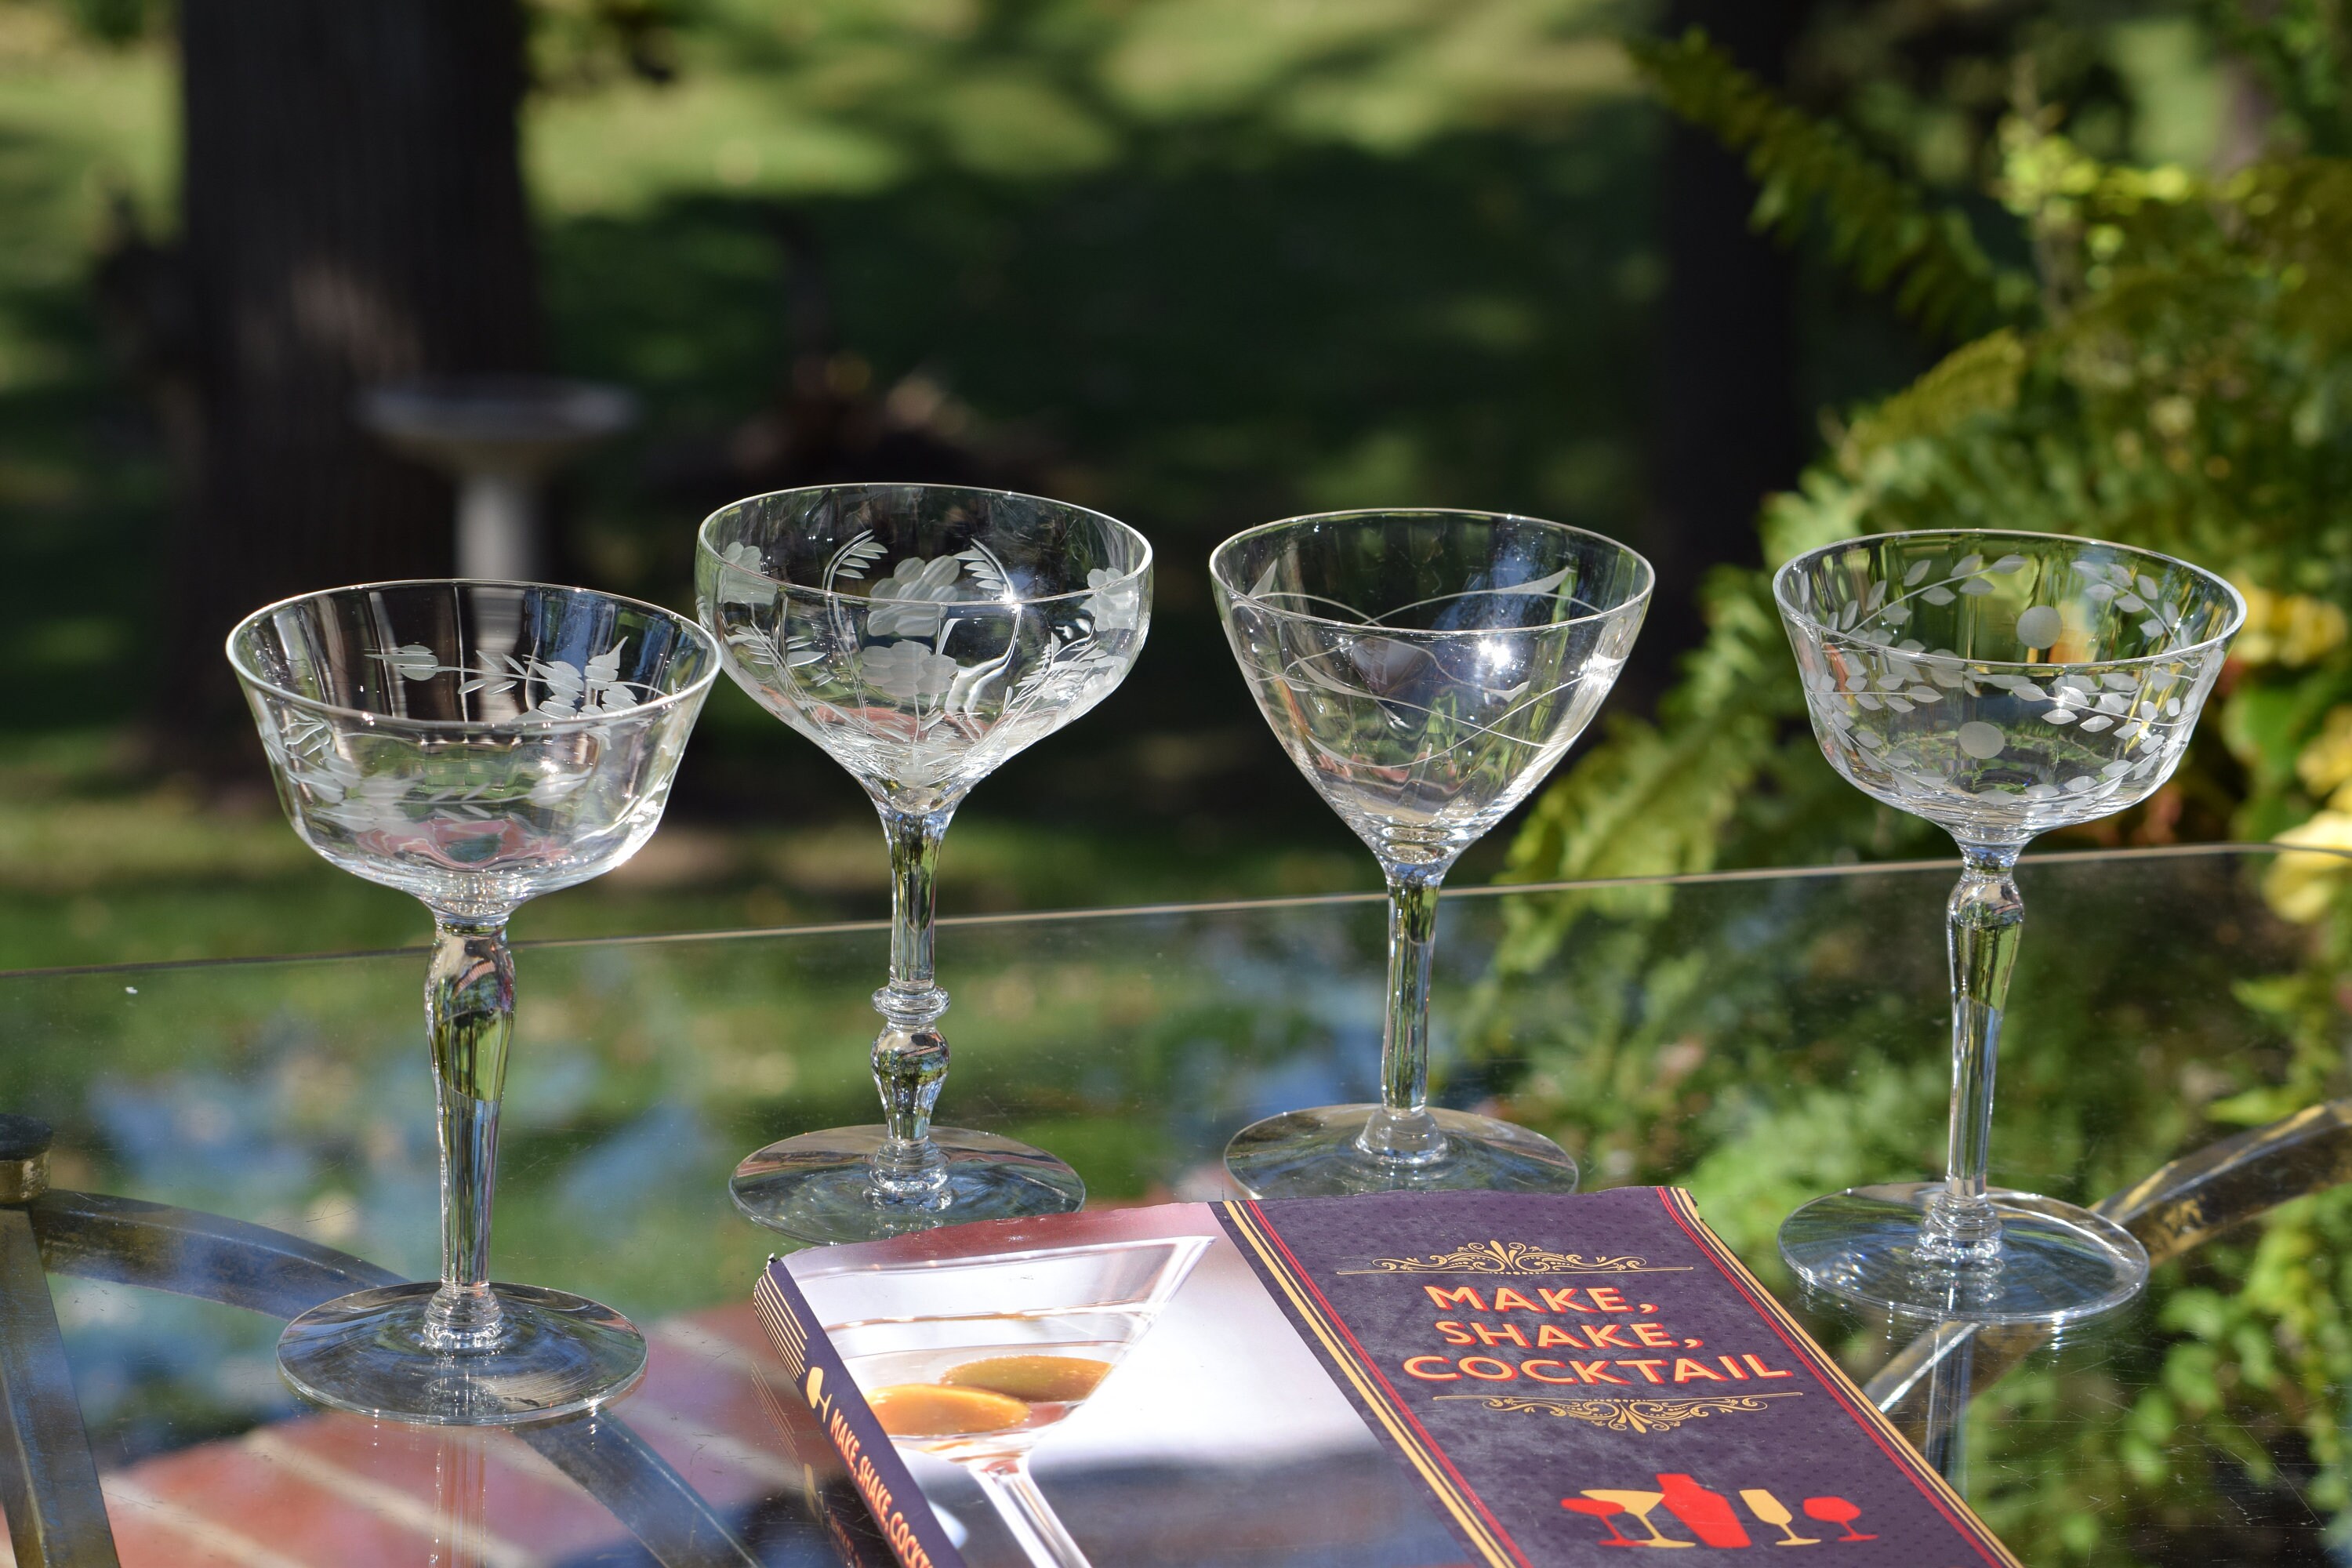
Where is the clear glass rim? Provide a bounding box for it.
[224,578,722,733]
[1772,527,2249,672]
[695,482,1154,608]
[1207,507,1655,639]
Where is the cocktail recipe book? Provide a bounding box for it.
[752,1188,2018,1568]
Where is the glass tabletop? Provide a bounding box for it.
[1,844,2346,1566]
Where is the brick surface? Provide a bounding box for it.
[264,1414,622,1558]
[93,1304,802,1565]
[111,1443,445,1568]
[105,1507,264,1568]
[638,1332,802,1457]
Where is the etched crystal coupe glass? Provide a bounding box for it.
[1212,510,1651,1196]
[810,1238,1210,1568]
[697,485,1152,1243]
[227,582,717,1424]
[1776,529,2243,1322]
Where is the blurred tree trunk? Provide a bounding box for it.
[1634,0,1810,705]
[161,0,539,764]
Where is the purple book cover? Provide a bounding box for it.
[753,1191,2016,1568]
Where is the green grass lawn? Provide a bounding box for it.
[0,16,1641,967]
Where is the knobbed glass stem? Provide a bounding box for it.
[970,1456,1094,1568]
[1355,864,1450,1167]
[423,916,514,1350]
[1920,844,2025,1267]
[872,806,953,1203]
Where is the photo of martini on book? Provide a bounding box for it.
[757,1192,2020,1568]
[829,1236,1211,1566]
[771,1206,1465,1568]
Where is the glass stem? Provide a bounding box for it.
[871,806,953,1202]
[969,1455,1094,1568]
[1356,864,1449,1167]
[1921,844,2024,1266]
[423,916,514,1351]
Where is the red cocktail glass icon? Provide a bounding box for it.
[1562,1497,1639,1547]
[1802,1497,1878,1542]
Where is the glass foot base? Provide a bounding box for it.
[1224,1104,1579,1199]
[1778,1181,2148,1325]
[730,1125,1085,1245]
[277,1283,647,1427]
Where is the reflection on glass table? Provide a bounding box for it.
[0,845,2350,1565]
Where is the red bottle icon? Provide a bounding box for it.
[1657,1473,1752,1548]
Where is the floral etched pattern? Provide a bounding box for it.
[249,641,666,869]
[860,638,962,702]
[1085,567,1144,631]
[260,710,605,859]
[237,590,712,920]
[866,556,968,638]
[1777,538,2240,840]
[699,507,1151,811]
[366,643,655,718]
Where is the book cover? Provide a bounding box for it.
[753,1189,2017,1568]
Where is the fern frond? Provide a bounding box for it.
[1494,566,1794,975]
[1626,28,2034,340]
[1838,329,2027,472]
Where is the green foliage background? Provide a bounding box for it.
[2,1,2350,1554]
[1492,13,2352,1558]
[0,0,1657,965]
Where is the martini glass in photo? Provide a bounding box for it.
[1775,529,2242,1322]
[1211,510,1650,1196]
[697,485,1152,1243]
[227,581,717,1424]
[809,1238,1210,1568]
